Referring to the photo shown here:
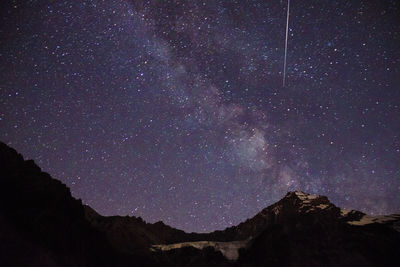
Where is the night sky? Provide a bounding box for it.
[1,0,399,232]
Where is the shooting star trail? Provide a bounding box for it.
[283,0,290,87]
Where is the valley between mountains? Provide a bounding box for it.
[1,142,399,266]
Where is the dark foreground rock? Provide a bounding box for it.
[1,142,399,266]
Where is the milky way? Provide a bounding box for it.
[1,0,399,232]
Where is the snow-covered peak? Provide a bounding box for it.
[293,191,320,200]
[281,191,336,214]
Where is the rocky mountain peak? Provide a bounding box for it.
[1,142,399,266]
[282,191,333,210]
[256,190,342,224]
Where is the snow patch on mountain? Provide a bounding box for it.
[348,214,400,232]
[151,238,250,260]
[291,191,333,213]
[294,191,319,201]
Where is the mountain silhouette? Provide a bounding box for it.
[0,142,399,266]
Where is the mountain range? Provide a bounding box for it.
[0,142,399,266]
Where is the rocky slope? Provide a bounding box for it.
[0,142,155,266]
[1,142,399,266]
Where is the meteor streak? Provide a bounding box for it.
[283,0,290,87]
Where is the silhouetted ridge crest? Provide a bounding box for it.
[1,142,399,267]
[0,142,153,266]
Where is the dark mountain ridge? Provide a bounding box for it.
[0,142,399,266]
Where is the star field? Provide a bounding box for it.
[1,0,399,232]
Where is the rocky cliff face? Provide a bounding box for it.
[1,142,399,267]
